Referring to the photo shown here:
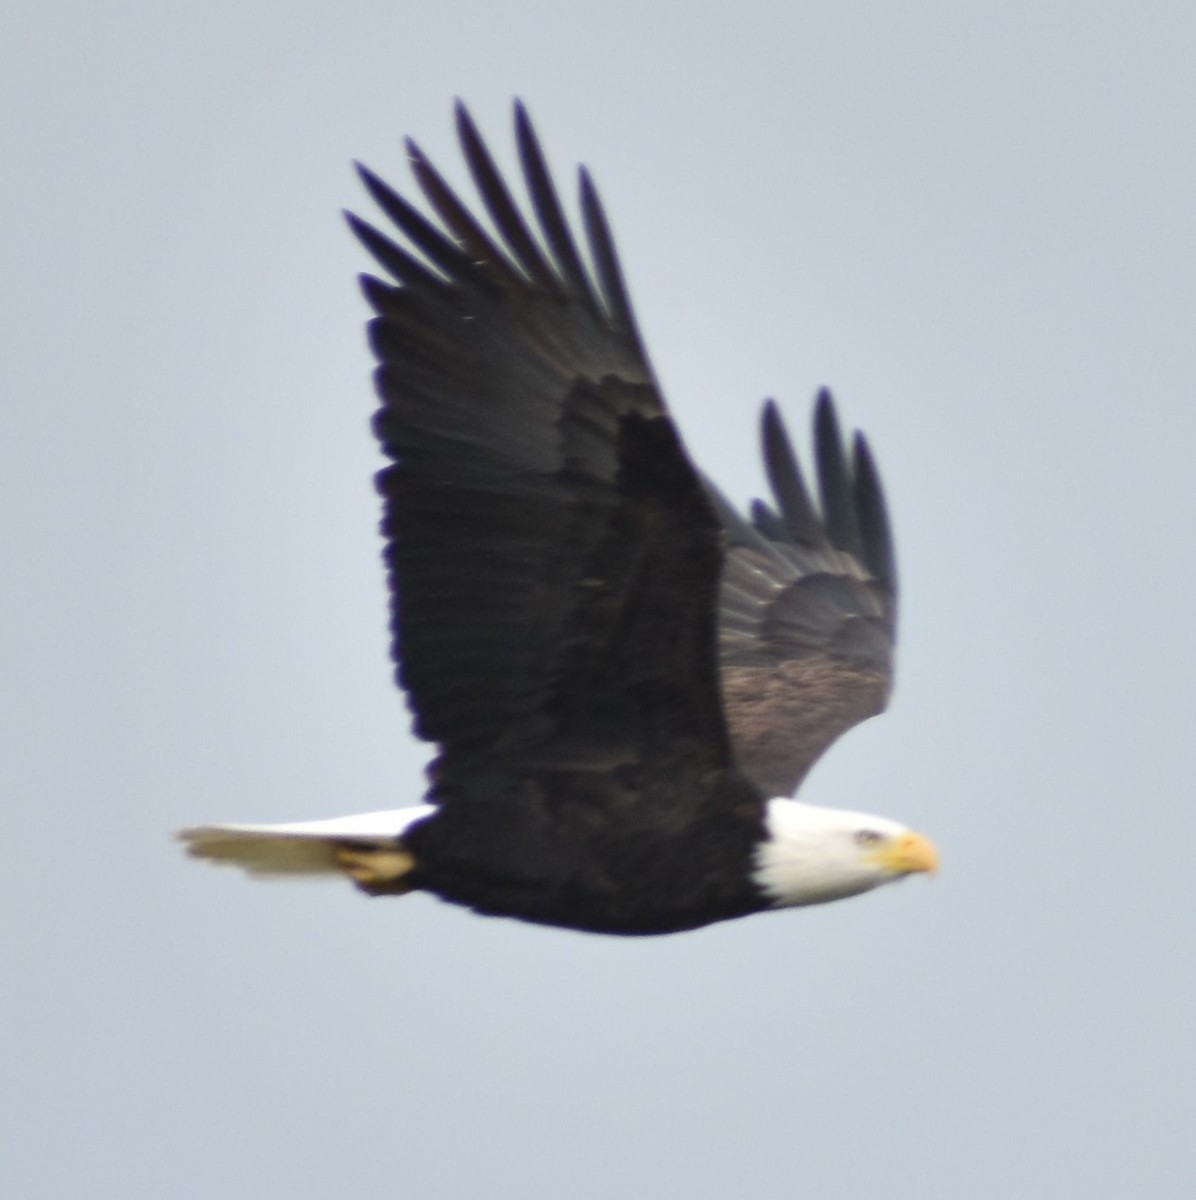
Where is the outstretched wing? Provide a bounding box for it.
[712,392,897,797]
[350,103,733,792]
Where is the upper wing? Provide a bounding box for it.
[350,103,732,785]
[711,392,897,797]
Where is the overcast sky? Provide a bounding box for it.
[4,2,1195,1197]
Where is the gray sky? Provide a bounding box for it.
[4,2,1195,1196]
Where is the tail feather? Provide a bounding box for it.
[177,806,435,880]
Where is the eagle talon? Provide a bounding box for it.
[334,845,416,888]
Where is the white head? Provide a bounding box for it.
[754,798,939,908]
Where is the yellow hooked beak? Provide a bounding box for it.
[868,831,940,877]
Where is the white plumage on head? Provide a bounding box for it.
[754,800,937,908]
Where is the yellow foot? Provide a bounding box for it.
[335,844,417,895]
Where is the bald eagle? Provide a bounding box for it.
[179,103,938,935]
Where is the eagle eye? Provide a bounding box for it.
[854,829,885,846]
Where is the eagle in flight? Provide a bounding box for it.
[179,103,938,934]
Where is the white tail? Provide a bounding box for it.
[177,806,435,879]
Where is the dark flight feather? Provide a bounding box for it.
[717,393,896,794]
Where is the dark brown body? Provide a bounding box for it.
[404,764,768,934]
